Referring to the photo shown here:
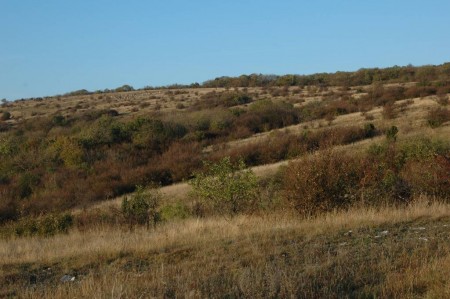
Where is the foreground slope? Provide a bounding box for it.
[1,200,449,298]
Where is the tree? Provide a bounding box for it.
[122,186,160,230]
[189,157,258,216]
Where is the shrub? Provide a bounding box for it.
[427,107,450,128]
[52,115,67,126]
[382,103,397,119]
[436,92,449,106]
[12,213,73,237]
[196,91,252,109]
[17,172,40,199]
[1,111,11,121]
[0,122,9,132]
[238,100,300,133]
[398,138,450,198]
[122,185,160,229]
[0,198,18,224]
[160,202,191,222]
[385,126,399,142]
[361,141,415,205]
[190,157,258,216]
[281,142,426,216]
[115,85,134,92]
[220,91,252,107]
[360,164,412,206]
[401,155,450,198]
[49,136,85,169]
[281,151,361,216]
[158,141,202,182]
[364,123,377,138]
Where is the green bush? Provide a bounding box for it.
[190,157,258,216]
[17,173,40,199]
[52,115,68,126]
[122,185,160,229]
[221,92,252,107]
[12,213,73,237]
[160,202,191,222]
[385,126,398,142]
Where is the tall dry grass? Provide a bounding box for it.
[1,198,449,298]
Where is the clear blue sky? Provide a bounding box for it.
[1,0,449,100]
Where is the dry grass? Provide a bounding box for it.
[1,198,450,298]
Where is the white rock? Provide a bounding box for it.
[60,275,76,283]
[410,227,426,231]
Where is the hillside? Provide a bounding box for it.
[0,63,449,297]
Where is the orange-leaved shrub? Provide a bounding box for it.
[281,137,449,216]
[281,151,361,216]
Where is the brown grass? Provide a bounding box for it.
[1,198,449,298]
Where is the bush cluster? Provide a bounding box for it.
[281,137,450,216]
[2,213,74,237]
[203,63,450,88]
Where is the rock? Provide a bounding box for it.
[60,275,75,283]
[375,230,389,238]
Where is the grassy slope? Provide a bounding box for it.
[1,82,449,298]
[1,200,449,298]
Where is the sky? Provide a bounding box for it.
[1,0,449,100]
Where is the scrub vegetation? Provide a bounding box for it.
[0,63,449,298]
